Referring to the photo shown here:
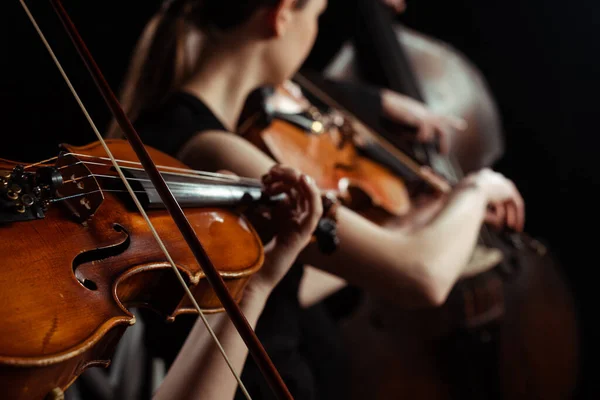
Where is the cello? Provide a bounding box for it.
[0,1,338,399]
[297,0,581,397]
[240,73,580,399]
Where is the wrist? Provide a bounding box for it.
[453,176,487,202]
[241,281,272,307]
[380,88,418,124]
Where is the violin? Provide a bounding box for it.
[2,1,336,399]
[239,74,579,399]
[240,81,413,225]
[0,139,274,400]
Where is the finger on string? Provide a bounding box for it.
[487,214,503,231]
[417,122,435,144]
[266,182,300,215]
[503,201,516,231]
[514,192,526,232]
[267,165,302,182]
[264,181,297,197]
[217,169,237,177]
[296,180,311,221]
[262,172,275,185]
[493,201,506,228]
[289,187,303,218]
[504,180,524,232]
[297,175,323,236]
[485,207,503,230]
[264,168,303,195]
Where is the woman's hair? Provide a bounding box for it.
[106,0,308,138]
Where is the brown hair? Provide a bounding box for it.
[106,0,308,138]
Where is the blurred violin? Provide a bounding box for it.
[240,81,415,225]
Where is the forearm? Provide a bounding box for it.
[407,185,488,299]
[300,186,487,307]
[153,289,268,400]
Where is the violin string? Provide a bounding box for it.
[48,189,143,203]
[77,158,261,185]
[49,184,263,204]
[19,2,253,399]
[23,155,61,169]
[99,165,260,185]
[63,173,262,189]
[69,152,261,184]
[28,153,262,186]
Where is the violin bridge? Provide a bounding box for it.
[54,154,103,224]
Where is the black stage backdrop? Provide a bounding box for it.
[1,0,596,397]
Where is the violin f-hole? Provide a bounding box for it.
[72,223,131,290]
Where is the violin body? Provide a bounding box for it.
[242,85,412,222]
[0,140,264,400]
[325,25,505,173]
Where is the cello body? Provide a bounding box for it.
[0,140,264,400]
[324,24,505,174]
[340,233,579,400]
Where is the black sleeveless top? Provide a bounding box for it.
[134,92,350,400]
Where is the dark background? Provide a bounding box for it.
[1,0,596,397]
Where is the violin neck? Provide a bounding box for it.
[123,169,279,210]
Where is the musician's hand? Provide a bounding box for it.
[461,168,525,232]
[251,165,323,291]
[381,89,467,154]
[380,0,407,13]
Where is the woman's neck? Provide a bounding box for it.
[181,43,265,132]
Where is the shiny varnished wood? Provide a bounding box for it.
[0,140,264,399]
[341,234,579,400]
[244,89,412,221]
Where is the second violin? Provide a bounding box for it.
[240,81,413,225]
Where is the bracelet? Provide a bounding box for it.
[314,193,340,255]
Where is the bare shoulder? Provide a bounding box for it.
[178,130,276,179]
